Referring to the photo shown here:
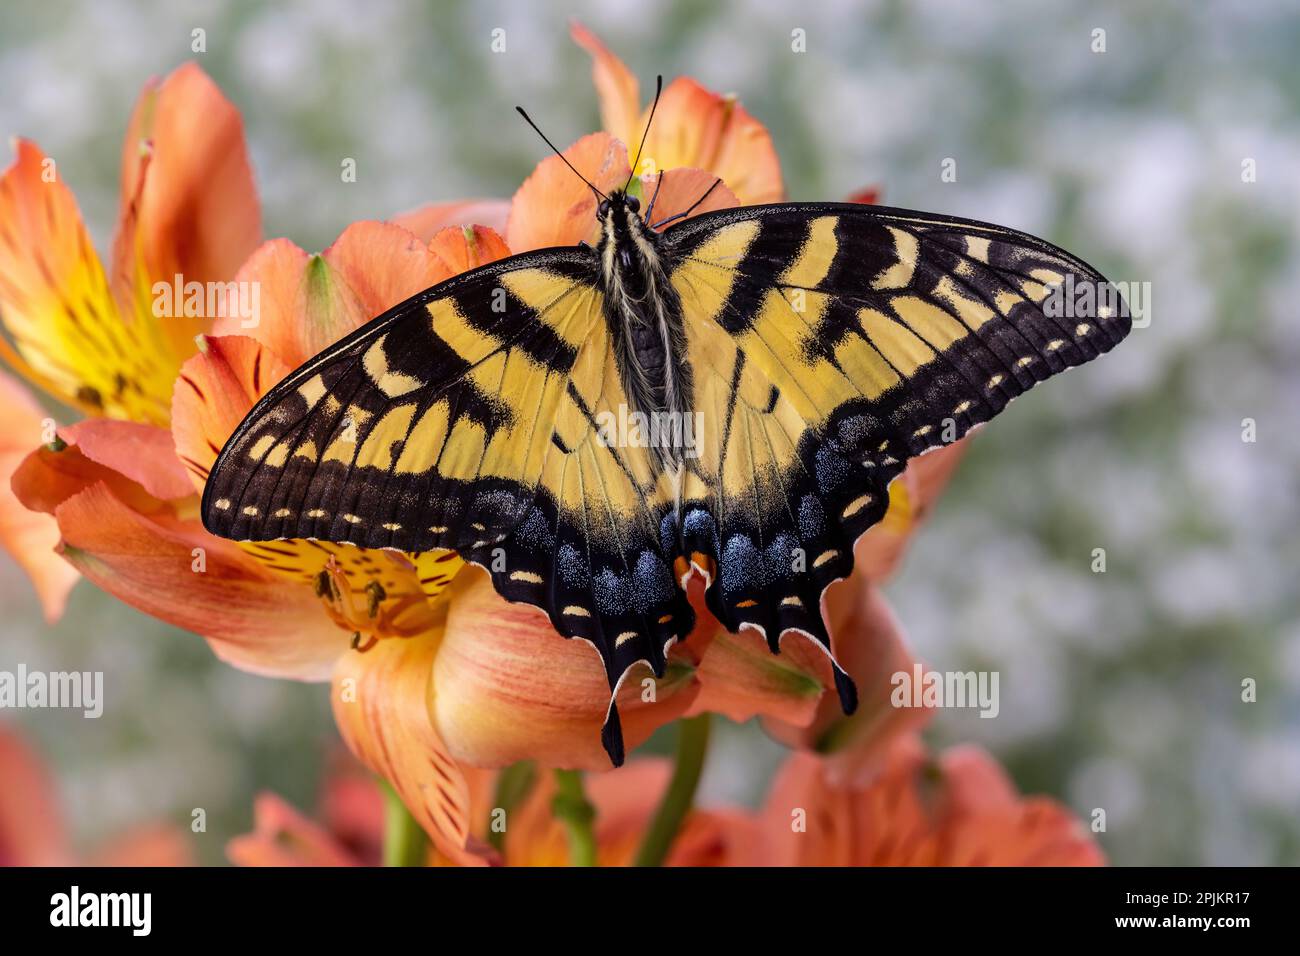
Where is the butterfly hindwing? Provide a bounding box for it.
[662,202,1129,681]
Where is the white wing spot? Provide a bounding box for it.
[813,549,840,569]
[843,494,874,518]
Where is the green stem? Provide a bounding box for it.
[488,760,537,854]
[551,769,598,866]
[634,713,712,867]
[382,782,428,867]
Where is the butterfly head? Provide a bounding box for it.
[597,190,641,224]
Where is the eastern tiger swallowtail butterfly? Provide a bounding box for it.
[202,88,1131,765]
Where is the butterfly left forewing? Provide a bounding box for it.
[203,252,600,554]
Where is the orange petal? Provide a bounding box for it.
[428,225,512,283]
[215,222,441,368]
[754,738,1104,866]
[506,132,630,252]
[670,575,830,728]
[762,582,935,779]
[932,746,1105,866]
[432,567,700,770]
[0,140,174,423]
[855,439,969,582]
[390,199,510,244]
[0,370,78,621]
[0,726,72,866]
[11,429,173,520]
[640,78,783,205]
[227,793,361,867]
[113,63,261,366]
[686,628,829,727]
[55,481,345,680]
[331,630,496,865]
[171,334,291,490]
[570,22,641,149]
[58,418,194,502]
[641,168,739,229]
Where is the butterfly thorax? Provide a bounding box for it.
[595,192,694,472]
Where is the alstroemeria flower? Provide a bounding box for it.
[394,24,775,247]
[0,62,259,425]
[742,735,1104,866]
[228,753,385,866]
[228,731,1102,868]
[0,725,192,867]
[571,22,783,206]
[230,754,735,867]
[0,62,259,616]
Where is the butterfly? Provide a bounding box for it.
[202,85,1132,765]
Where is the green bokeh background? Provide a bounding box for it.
[1,0,1297,865]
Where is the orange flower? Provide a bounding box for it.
[228,753,385,866]
[0,62,259,425]
[571,22,783,206]
[0,62,260,616]
[395,23,775,248]
[228,734,1102,868]
[742,735,1104,866]
[0,725,192,867]
[230,754,736,867]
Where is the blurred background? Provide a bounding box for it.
[1,0,1297,865]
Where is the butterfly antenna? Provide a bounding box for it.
[624,74,664,192]
[516,105,608,202]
